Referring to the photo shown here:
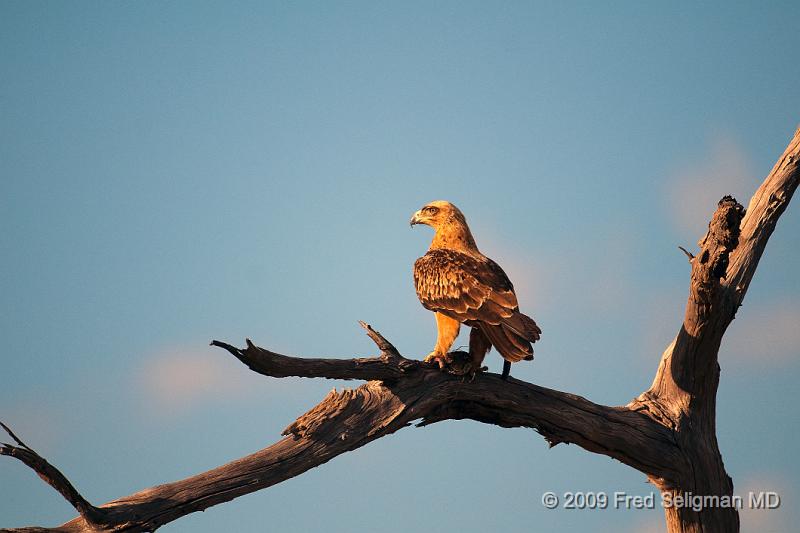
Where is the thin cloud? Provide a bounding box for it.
[134,346,270,416]
[738,474,793,532]
[723,302,800,365]
[666,136,754,238]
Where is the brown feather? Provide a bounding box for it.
[478,323,532,363]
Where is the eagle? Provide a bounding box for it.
[410,200,541,379]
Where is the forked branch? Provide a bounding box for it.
[2,323,682,533]
[1,422,108,529]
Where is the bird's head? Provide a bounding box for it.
[409,200,466,230]
[410,200,478,252]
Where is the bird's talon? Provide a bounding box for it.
[424,352,450,369]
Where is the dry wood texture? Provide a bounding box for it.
[2,127,799,533]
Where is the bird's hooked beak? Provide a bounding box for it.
[410,210,424,227]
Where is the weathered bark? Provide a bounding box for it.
[630,197,745,532]
[629,127,800,532]
[1,330,684,533]
[2,127,799,533]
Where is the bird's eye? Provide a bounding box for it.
[424,206,439,215]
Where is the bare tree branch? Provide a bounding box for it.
[209,322,419,381]
[646,127,800,411]
[1,422,107,529]
[632,125,800,533]
[726,128,800,302]
[678,245,695,261]
[2,328,683,533]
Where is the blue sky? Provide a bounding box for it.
[1,2,798,531]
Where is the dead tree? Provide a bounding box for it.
[2,127,799,533]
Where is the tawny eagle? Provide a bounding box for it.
[410,200,541,379]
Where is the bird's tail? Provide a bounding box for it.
[480,312,541,365]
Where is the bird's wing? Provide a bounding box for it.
[413,249,520,325]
